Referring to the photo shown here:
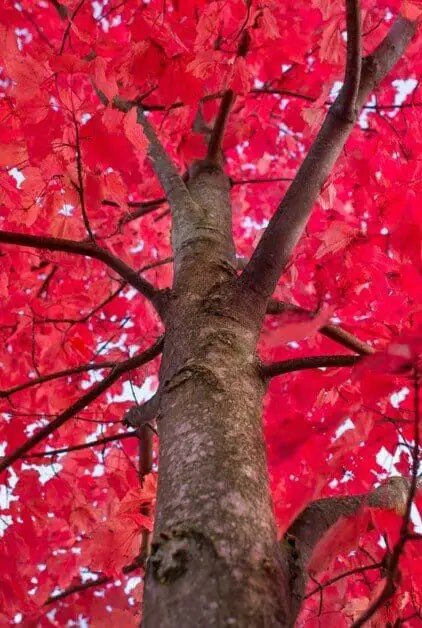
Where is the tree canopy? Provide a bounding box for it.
[1,0,422,625]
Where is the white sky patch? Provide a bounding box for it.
[333,418,354,440]
[109,375,157,404]
[125,576,142,594]
[130,242,144,254]
[391,387,410,409]
[287,341,300,350]
[80,368,106,389]
[329,80,343,101]
[21,461,63,484]
[58,203,74,217]
[359,94,376,130]
[392,78,418,109]
[92,464,105,477]
[9,168,25,188]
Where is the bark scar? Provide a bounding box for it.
[164,362,225,393]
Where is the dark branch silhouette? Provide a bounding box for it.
[267,299,375,355]
[207,90,235,163]
[26,430,138,458]
[0,337,163,475]
[0,230,166,315]
[261,354,361,379]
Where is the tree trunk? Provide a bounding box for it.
[142,164,289,626]
[138,15,417,626]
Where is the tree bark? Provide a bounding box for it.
[142,163,289,626]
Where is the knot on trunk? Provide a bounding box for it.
[149,536,190,584]
[149,528,218,585]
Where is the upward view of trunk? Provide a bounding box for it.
[142,164,289,626]
[0,2,419,626]
[137,10,417,627]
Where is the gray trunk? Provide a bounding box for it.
[142,164,289,626]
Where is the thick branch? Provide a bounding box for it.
[239,14,416,300]
[0,337,163,475]
[286,477,416,622]
[261,354,361,379]
[93,85,193,226]
[123,394,160,428]
[0,230,165,315]
[134,106,191,210]
[207,90,235,163]
[267,299,375,355]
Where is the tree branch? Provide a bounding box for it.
[267,299,375,355]
[206,90,235,164]
[336,0,362,121]
[0,230,166,315]
[26,430,138,458]
[104,90,191,216]
[0,360,120,398]
[123,394,160,428]
[134,106,192,212]
[49,0,69,19]
[305,561,384,601]
[0,337,164,475]
[44,560,141,605]
[287,476,419,623]
[238,13,416,300]
[72,112,95,241]
[261,354,361,379]
[118,198,167,227]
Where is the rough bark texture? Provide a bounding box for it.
[143,163,288,627]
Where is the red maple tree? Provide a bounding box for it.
[1,0,422,625]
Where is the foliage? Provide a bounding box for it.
[0,0,422,625]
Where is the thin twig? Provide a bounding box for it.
[72,113,95,241]
[59,0,85,54]
[305,562,383,600]
[45,560,141,605]
[26,431,138,458]
[0,360,122,398]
